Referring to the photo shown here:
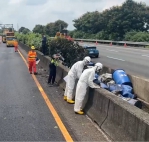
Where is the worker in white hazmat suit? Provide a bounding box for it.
[74,62,103,115]
[64,56,91,104]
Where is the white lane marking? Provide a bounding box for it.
[106,49,118,52]
[107,56,125,61]
[87,43,149,53]
[142,55,149,57]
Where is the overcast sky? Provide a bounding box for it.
[0,0,149,31]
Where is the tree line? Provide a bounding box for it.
[18,0,149,42]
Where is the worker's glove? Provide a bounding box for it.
[95,86,101,89]
[93,84,101,89]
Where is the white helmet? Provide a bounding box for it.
[95,62,103,71]
[83,56,91,65]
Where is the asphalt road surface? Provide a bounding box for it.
[0,43,66,141]
[81,42,149,79]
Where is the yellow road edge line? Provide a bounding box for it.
[18,50,73,142]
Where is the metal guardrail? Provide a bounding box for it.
[50,37,149,47]
[73,38,149,47]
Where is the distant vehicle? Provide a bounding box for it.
[2,35,6,43]
[6,37,16,47]
[83,46,99,58]
[6,32,15,47]
[2,29,9,43]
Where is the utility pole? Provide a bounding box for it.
[17,23,19,32]
[59,24,61,32]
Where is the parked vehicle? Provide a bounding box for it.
[83,46,99,58]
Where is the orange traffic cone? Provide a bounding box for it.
[124,43,127,47]
[95,41,98,45]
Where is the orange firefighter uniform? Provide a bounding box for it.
[28,46,37,74]
[14,40,18,52]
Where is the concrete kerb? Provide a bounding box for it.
[19,43,149,141]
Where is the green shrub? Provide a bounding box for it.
[15,32,88,67]
[15,32,42,49]
[49,38,88,67]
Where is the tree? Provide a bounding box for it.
[54,20,68,32]
[45,20,68,36]
[73,11,105,34]
[32,20,68,37]
[72,0,149,40]
[45,22,55,36]
[19,27,30,34]
[105,0,149,40]
[32,24,45,34]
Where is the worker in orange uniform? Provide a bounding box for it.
[28,46,38,75]
[14,39,18,52]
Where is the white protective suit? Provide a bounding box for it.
[64,60,86,100]
[74,66,101,112]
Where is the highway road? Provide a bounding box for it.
[0,43,67,141]
[81,42,149,78]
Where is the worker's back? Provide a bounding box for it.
[14,40,18,46]
[49,58,58,72]
[28,50,37,61]
[68,61,84,78]
[79,67,95,84]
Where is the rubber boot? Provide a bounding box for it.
[64,96,67,101]
[75,111,84,115]
[67,99,75,104]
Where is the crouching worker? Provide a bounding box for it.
[28,46,38,75]
[74,63,103,115]
[14,39,18,52]
[64,56,91,104]
[48,54,60,87]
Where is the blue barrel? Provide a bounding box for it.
[112,69,132,87]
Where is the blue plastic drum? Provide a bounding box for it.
[112,69,132,87]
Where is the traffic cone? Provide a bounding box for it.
[95,41,98,45]
[124,43,127,47]
[110,42,112,46]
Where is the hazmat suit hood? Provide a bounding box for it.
[83,56,91,66]
[94,63,103,75]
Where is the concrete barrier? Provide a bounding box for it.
[129,75,149,102]
[19,43,149,141]
[84,88,110,126]
[101,94,149,141]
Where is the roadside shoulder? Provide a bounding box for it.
[18,46,110,141]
